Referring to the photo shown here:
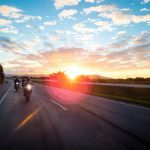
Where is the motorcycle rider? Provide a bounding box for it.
[14,77,20,89]
[22,77,25,87]
[23,77,32,96]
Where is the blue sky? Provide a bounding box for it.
[0,0,150,78]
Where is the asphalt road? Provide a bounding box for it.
[0,81,150,150]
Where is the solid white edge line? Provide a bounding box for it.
[0,85,12,105]
[50,99,68,111]
[101,97,150,111]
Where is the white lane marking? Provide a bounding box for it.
[101,97,150,111]
[0,85,12,105]
[50,99,68,111]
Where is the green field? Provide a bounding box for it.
[33,80,150,107]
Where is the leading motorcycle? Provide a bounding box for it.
[24,83,32,102]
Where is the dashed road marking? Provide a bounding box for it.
[0,85,12,105]
[50,99,68,111]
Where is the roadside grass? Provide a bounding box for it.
[33,80,150,107]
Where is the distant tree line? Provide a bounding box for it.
[32,71,150,85]
[92,77,150,85]
[32,71,91,82]
[0,64,5,83]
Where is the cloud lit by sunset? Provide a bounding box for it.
[0,0,150,78]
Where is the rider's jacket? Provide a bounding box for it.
[14,79,20,84]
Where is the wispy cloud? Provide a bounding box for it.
[0,25,18,34]
[43,21,57,26]
[100,11,150,25]
[59,9,77,19]
[73,23,98,33]
[0,5,22,18]
[0,18,12,26]
[140,8,150,11]
[141,0,150,4]
[54,0,80,9]
[83,4,116,14]
[0,5,42,23]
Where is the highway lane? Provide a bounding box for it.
[0,81,150,150]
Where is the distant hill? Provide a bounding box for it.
[87,74,111,80]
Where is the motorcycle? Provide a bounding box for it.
[15,82,19,92]
[24,84,32,102]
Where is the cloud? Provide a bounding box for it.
[0,5,22,18]
[100,11,150,25]
[0,36,42,55]
[110,31,150,48]
[14,48,87,74]
[2,31,150,77]
[59,9,77,19]
[132,14,150,23]
[121,8,131,12]
[0,5,42,23]
[54,0,80,9]
[84,4,149,25]
[96,0,105,3]
[100,11,132,25]
[0,18,12,26]
[0,37,22,54]
[131,31,150,45]
[108,39,129,49]
[0,25,18,34]
[16,41,150,75]
[15,16,42,23]
[26,24,33,28]
[43,21,56,26]
[83,4,117,14]
[140,8,150,11]
[94,21,115,31]
[43,30,100,50]
[94,20,110,26]
[73,23,98,33]
[85,0,95,3]
[39,25,45,30]
[24,37,41,47]
[141,0,150,4]
[112,31,127,40]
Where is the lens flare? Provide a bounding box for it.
[45,80,92,105]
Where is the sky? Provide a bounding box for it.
[0,0,150,78]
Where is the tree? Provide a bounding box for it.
[0,64,5,83]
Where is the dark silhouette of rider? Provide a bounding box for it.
[14,77,20,88]
[22,77,25,87]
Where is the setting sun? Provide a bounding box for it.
[65,66,80,80]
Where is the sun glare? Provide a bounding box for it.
[65,66,80,80]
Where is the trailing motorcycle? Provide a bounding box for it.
[24,84,32,102]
